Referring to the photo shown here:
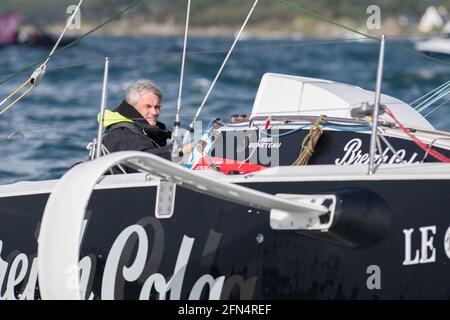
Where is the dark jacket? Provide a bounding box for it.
[101,101,172,172]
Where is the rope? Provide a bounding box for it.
[416,85,450,113]
[410,80,450,107]
[0,77,31,107]
[175,0,191,127]
[415,80,450,109]
[277,0,450,68]
[293,115,327,166]
[0,82,33,117]
[424,98,450,118]
[384,106,450,163]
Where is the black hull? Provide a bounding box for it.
[213,128,450,168]
[1,177,450,300]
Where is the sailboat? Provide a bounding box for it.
[415,19,450,56]
[1,1,450,300]
[415,33,450,57]
[0,13,75,48]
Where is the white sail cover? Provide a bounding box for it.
[251,73,434,130]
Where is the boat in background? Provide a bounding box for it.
[0,14,18,47]
[415,33,450,57]
[0,14,76,48]
[415,17,450,57]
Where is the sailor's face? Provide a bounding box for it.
[135,92,161,126]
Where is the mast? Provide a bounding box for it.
[95,57,110,159]
[171,0,191,162]
[368,35,386,175]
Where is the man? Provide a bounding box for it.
[101,79,186,170]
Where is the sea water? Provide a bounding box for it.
[0,36,449,183]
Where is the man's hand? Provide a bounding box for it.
[181,140,207,155]
[182,142,194,155]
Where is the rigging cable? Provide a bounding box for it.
[276,0,450,68]
[0,0,143,88]
[175,0,191,127]
[9,34,444,82]
[188,0,260,131]
[43,0,84,68]
[0,37,371,80]
[0,0,84,117]
[0,78,32,115]
[410,80,450,107]
[416,83,450,113]
[424,98,450,118]
[171,0,191,161]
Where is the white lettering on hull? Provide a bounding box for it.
[336,138,419,165]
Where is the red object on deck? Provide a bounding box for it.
[193,157,267,175]
[385,106,450,163]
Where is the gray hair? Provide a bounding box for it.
[125,79,162,106]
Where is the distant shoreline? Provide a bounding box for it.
[47,18,420,40]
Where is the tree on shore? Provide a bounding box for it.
[1,0,448,31]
